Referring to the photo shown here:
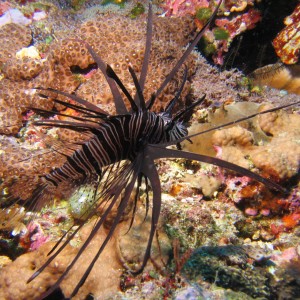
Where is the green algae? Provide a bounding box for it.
[69,0,86,11]
[101,0,126,8]
[214,28,229,40]
[196,7,212,22]
[201,38,217,56]
[129,3,145,19]
[45,35,53,45]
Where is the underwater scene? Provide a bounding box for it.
[0,0,299,299]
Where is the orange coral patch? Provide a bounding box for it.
[282,213,300,229]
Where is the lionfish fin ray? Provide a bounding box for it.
[148,145,286,193]
[185,100,300,142]
[77,40,128,114]
[106,64,138,112]
[172,94,206,122]
[128,66,146,111]
[134,2,153,103]
[130,154,161,274]
[33,119,99,130]
[165,65,189,116]
[35,87,108,116]
[153,0,223,100]
[159,100,300,148]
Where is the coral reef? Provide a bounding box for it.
[185,101,300,182]
[117,208,171,272]
[160,0,261,65]
[0,6,198,208]
[0,222,123,300]
[273,2,300,65]
[0,8,32,27]
[250,2,300,95]
[182,245,271,298]
[0,23,32,66]
[0,207,170,299]
[0,10,196,135]
[0,1,299,300]
[211,103,300,181]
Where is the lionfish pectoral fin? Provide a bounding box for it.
[27,176,101,284]
[129,153,162,275]
[149,145,287,193]
[69,167,140,298]
[31,189,120,298]
[33,160,141,298]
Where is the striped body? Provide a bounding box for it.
[44,111,187,186]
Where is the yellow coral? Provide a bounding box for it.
[0,222,122,300]
[0,23,32,66]
[212,126,254,147]
[210,104,300,180]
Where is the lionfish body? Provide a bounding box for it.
[45,111,186,187]
[1,1,299,299]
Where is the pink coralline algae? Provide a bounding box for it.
[273,3,300,64]
[19,222,49,251]
[0,8,32,27]
[162,0,209,17]
[215,8,261,38]
[214,8,261,64]
[271,247,299,265]
[161,0,261,65]
[0,1,11,16]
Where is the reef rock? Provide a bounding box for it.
[186,102,300,181]
[0,222,122,300]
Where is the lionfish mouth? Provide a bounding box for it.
[0,0,299,299]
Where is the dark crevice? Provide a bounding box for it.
[200,0,299,73]
[70,63,98,75]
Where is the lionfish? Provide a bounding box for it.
[1,0,299,299]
